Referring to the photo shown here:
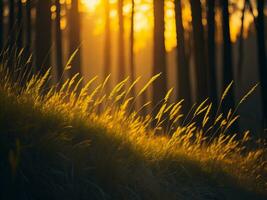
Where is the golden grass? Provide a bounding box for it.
[0,62,266,199]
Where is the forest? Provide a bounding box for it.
[0,0,267,199]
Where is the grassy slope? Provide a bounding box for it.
[0,67,267,200]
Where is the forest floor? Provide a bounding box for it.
[0,65,267,200]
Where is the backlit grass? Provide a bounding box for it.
[0,61,266,199]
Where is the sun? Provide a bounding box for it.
[81,0,101,12]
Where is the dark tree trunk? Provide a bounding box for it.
[104,0,111,81]
[237,0,247,77]
[55,0,63,82]
[207,0,218,108]
[17,0,23,49]
[19,0,32,84]
[256,0,267,126]
[8,0,15,41]
[118,0,125,82]
[174,0,191,113]
[189,0,208,102]
[0,0,3,51]
[7,0,15,69]
[153,0,167,108]
[221,0,235,114]
[69,0,81,77]
[25,0,31,56]
[35,0,52,75]
[130,0,135,88]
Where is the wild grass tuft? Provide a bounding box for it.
[0,63,266,200]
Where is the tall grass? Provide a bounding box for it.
[0,61,266,199]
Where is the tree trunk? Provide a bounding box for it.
[256,0,267,126]
[0,0,3,51]
[130,0,135,95]
[7,0,15,70]
[221,0,235,114]
[35,0,52,75]
[153,0,167,109]
[118,0,125,82]
[189,0,208,102]
[104,0,111,81]
[69,0,81,77]
[55,0,63,82]
[25,0,32,55]
[17,0,23,49]
[237,0,247,77]
[174,0,191,113]
[207,0,218,108]
[8,0,15,41]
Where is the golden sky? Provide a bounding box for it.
[56,0,256,52]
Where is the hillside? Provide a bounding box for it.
[0,66,266,200]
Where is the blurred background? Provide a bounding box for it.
[0,0,266,136]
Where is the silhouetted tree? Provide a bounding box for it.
[207,0,218,109]
[118,0,125,82]
[8,0,15,42]
[153,0,167,109]
[104,0,111,81]
[17,0,23,49]
[174,0,191,113]
[55,0,63,82]
[189,0,208,102]
[237,0,247,77]
[220,0,235,114]
[69,0,81,77]
[130,0,135,90]
[0,0,3,50]
[255,0,267,126]
[7,0,15,69]
[35,0,52,75]
[25,0,32,56]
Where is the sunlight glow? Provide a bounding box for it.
[81,0,101,12]
[78,0,255,52]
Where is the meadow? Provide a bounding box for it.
[0,61,266,200]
